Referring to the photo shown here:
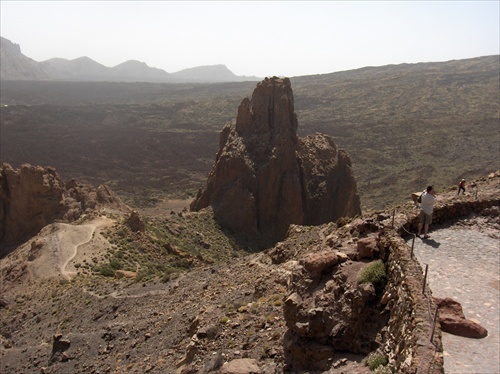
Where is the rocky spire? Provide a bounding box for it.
[191,77,361,243]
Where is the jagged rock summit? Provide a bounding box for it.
[191,77,361,242]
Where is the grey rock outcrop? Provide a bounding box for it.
[190,77,361,242]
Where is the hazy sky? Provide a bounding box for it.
[1,1,499,77]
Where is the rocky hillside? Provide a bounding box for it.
[0,164,498,373]
[191,77,360,243]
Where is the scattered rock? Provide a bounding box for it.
[196,324,219,340]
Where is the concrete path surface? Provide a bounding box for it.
[408,226,500,374]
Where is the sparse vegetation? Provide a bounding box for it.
[357,260,386,288]
[366,352,388,371]
[91,208,254,280]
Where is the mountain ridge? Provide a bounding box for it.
[0,36,261,83]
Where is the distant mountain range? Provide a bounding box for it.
[0,37,260,83]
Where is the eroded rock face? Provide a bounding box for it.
[191,77,361,242]
[0,163,127,252]
[0,163,65,248]
[279,229,389,372]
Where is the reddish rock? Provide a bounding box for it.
[434,297,488,339]
[357,236,379,259]
[439,317,488,339]
[115,270,138,279]
[302,251,338,273]
[191,77,361,242]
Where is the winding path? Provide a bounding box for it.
[52,217,114,280]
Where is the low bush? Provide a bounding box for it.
[358,259,386,287]
[366,352,388,370]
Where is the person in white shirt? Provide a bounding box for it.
[417,185,436,238]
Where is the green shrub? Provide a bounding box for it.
[366,352,388,371]
[358,260,386,287]
[109,258,123,270]
[97,265,115,277]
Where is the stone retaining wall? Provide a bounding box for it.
[380,232,443,373]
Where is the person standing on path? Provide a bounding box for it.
[417,185,436,238]
[457,179,466,195]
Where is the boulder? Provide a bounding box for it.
[196,324,219,340]
[220,358,262,374]
[434,297,488,339]
[191,77,360,243]
[203,352,223,372]
[52,333,71,353]
[357,236,380,259]
[302,251,338,273]
[114,270,138,279]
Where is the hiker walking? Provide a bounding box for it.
[457,179,466,195]
[417,185,436,239]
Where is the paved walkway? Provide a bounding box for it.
[408,227,500,374]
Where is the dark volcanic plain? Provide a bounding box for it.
[1,55,499,210]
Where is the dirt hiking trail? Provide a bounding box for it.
[53,216,115,280]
